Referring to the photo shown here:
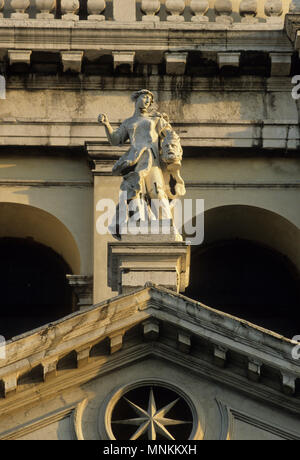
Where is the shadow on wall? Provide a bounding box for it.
[0,202,82,339]
[0,237,74,340]
[0,202,81,274]
[184,205,300,339]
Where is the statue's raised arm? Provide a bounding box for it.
[98,113,129,147]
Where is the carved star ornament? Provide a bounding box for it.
[111,387,193,440]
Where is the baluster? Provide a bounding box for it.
[113,0,136,22]
[141,0,161,22]
[264,0,283,22]
[36,0,56,19]
[214,0,233,24]
[0,0,4,17]
[61,0,80,20]
[239,0,258,23]
[166,0,185,22]
[88,0,106,21]
[190,0,209,22]
[10,0,30,18]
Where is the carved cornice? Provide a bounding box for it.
[0,342,300,427]
[0,21,293,54]
[0,285,299,417]
[2,119,298,150]
[4,75,295,93]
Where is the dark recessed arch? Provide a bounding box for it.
[184,205,300,338]
[0,202,81,274]
[0,237,74,339]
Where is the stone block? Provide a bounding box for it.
[2,374,18,397]
[112,52,135,73]
[213,345,227,368]
[8,50,32,66]
[218,52,240,69]
[270,53,292,76]
[247,358,262,382]
[60,51,83,73]
[165,52,188,76]
[281,373,296,396]
[143,319,159,341]
[76,347,91,368]
[178,332,191,353]
[42,359,58,382]
[110,334,123,354]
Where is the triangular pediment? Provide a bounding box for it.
[0,283,299,419]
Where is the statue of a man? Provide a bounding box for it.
[98,89,185,237]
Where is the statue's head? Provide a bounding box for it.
[131,89,154,111]
[161,130,183,165]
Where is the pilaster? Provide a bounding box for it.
[85,141,123,304]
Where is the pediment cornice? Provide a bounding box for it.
[0,284,299,414]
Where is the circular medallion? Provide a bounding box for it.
[102,381,201,440]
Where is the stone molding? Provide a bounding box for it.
[0,285,299,418]
[0,399,88,440]
[0,22,293,55]
[2,119,298,150]
[1,341,300,428]
[5,75,295,93]
[216,399,300,441]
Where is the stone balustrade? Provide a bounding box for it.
[0,0,295,23]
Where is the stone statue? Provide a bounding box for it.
[98,89,185,238]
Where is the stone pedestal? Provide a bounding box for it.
[108,232,190,295]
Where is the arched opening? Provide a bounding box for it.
[184,205,300,338]
[0,237,73,339]
[185,239,300,338]
[0,203,81,275]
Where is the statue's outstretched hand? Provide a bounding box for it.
[98,113,109,126]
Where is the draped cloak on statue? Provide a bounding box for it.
[110,112,186,207]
